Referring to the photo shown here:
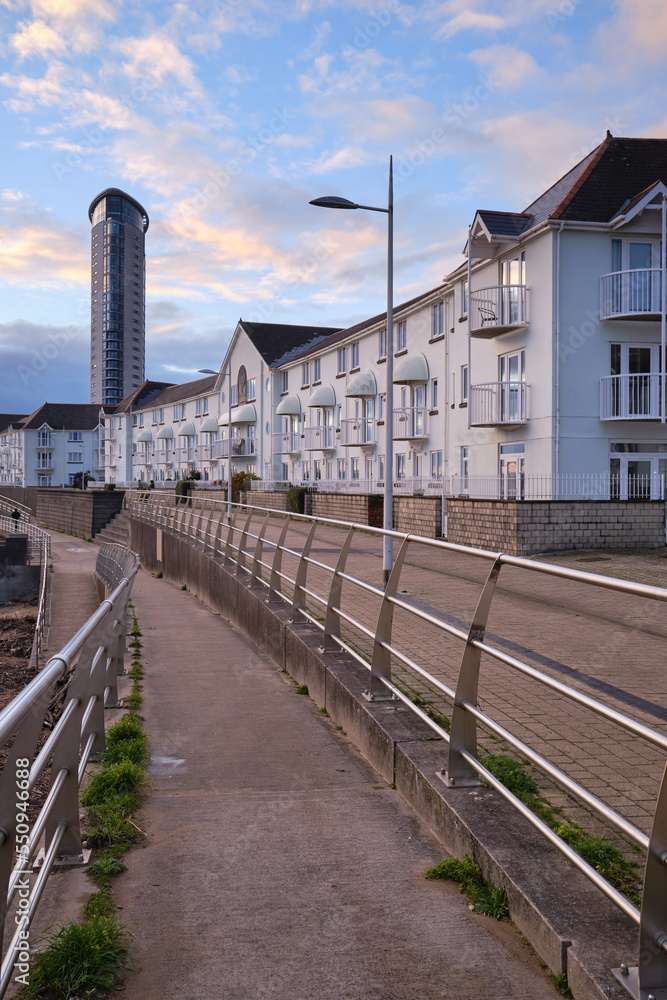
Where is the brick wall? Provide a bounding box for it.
[447,499,665,555]
[308,493,371,525]
[393,496,442,538]
[36,488,124,537]
[239,490,289,512]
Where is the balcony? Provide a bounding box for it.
[36,437,54,449]
[212,438,256,459]
[175,446,195,464]
[195,444,211,461]
[469,285,528,338]
[133,450,154,466]
[392,408,428,440]
[339,419,376,447]
[304,426,336,450]
[35,460,54,471]
[600,269,663,320]
[155,450,174,465]
[272,432,300,455]
[470,382,528,426]
[600,374,662,420]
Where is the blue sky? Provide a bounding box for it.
[1,0,666,413]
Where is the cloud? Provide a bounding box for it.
[468,44,541,88]
[606,0,667,59]
[113,31,203,96]
[11,19,68,60]
[0,319,90,412]
[0,201,88,289]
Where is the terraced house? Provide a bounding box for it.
[0,404,109,487]
[104,135,667,546]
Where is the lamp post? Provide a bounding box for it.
[199,368,233,523]
[310,156,394,586]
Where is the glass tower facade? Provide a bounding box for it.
[88,189,149,405]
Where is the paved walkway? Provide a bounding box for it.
[115,567,558,999]
[44,531,99,656]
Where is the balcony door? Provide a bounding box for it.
[611,239,662,314]
[499,349,525,422]
[411,385,425,436]
[500,252,525,325]
[610,343,659,417]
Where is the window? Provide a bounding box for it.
[232,385,239,407]
[313,459,322,480]
[397,320,407,351]
[301,363,310,387]
[313,358,321,382]
[337,458,346,479]
[461,365,468,403]
[280,371,288,394]
[153,409,158,424]
[431,451,443,479]
[351,342,360,368]
[396,454,406,479]
[196,399,202,416]
[159,409,164,423]
[133,415,138,426]
[461,280,468,316]
[173,405,179,420]
[181,404,186,419]
[67,452,83,463]
[139,414,144,427]
[281,462,289,481]
[461,446,469,485]
[246,380,256,401]
[350,457,360,480]
[378,454,385,482]
[431,302,444,339]
[432,379,438,409]
[68,431,83,442]
[379,328,387,359]
[337,348,346,374]
[302,461,311,481]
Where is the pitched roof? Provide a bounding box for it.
[19,403,109,431]
[0,414,27,433]
[114,381,175,413]
[277,284,445,365]
[135,375,218,410]
[476,210,532,239]
[239,322,341,367]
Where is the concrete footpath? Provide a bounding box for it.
[44,531,100,655]
[115,567,560,1000]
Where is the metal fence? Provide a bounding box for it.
[449,472,666,501]
[0,541,139,996]
[0,516,51,668]
[127,490,667,997]
[0,499,31,523]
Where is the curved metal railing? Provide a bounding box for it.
[0,543,140,996]
[127,489,667,996]
[0,499,31,523]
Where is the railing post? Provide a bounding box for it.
[291,520,318,622]
[204,504,216,551]
[224,506,240,564]
[445,555,504,787]
[251,513,271,588]
[268,515,291,603]
[613,761,667,996]
[212,509,225,558]
[367,535,410,699]
[322,526,356,652]
[236,511,254,577]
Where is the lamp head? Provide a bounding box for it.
[309,196,358,210]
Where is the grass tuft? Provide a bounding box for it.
[424,855,509,919]
[155,570,163,578]
[295,684,309,695]
[88,858,127,887]
[550,971,573,997]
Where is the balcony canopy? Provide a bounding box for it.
[276,395,301,415]
[218,413,229,426]
[0,447,11,456]
[178,422,196,437]
[231,403,257,424]
[393,353,429,385]
[200,417,219,433]
[308,384,336,407]
[157,426,174,440]
[136,430,153,442]
[345,371,376,397]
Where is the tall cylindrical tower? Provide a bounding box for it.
[88,189,149,405]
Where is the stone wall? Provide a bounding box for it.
[446,499,665,555]
[36,488,124,538]
[0,487,38,514]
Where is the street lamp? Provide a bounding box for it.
[199,368,232,523]
[310,156,394,587]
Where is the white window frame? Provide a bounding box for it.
[351,342,360,369]
[397,320,407,352]
[379,328,387,360]
[313,358,321,382]
[337,348,346,374]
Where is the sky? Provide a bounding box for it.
[1,0,667,414]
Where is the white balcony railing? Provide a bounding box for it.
[470,382,528,426]
[36,436,54,449]
[35,460,54,471]
[469,285,528,337]
[195,444,211,461]
[304,426,336,450]
[175,447,195,464]
[212,438,256,458]
[600,269,663,320]
[133,450,154,466]
[272,432,300,455]
[393,477,444,494]
[155,450,175,465]
[339,419,376,446]
[392,407,428,439]
[600,373,662,419]
[450,473,665,501]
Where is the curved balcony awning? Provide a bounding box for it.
[0,446,11,455]
[231,403,257,424]
[157,426,174,439]
[393,353,429,384]
[137,430,153,442]
[218,413,229,426]
[345,371,376,397]
[276,395,302,415]
[308,384,336,407]
[178,422,196,437]
[200,417,219,433]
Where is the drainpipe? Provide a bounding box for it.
[661,195,666,426]
[259,360,264,479]
[555,222,564,483]
[467,226,472,432]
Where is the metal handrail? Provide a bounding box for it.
[0,517,51,668]
[0,541,140,996]
[0,499,31,522]
[126,490,667,993]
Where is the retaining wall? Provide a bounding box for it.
[446,499,666,555]
[36,488,124,538]
[0,487,38,514]
[127,512,637,1000]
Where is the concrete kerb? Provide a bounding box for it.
[126,513,638,1000]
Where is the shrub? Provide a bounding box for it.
[103,483,115,491]
[286,485,308,514]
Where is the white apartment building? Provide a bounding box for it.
[109,135,667,503]
[0,404,108,487]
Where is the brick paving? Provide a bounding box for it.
[222,512,667,855]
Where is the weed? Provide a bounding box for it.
[180,583,187,590]
[550,971,573,997]
[389,782,396,789]
[22,916,131,999]
[83,888,114,918]
[81,761,146,809]
[482,755,539,800]
[155,570,163,578]
[124,688,143,711]
[335,725,343,731]
[424,856,508,919]
[320,707,329,717]
[295,684,309,695]
[372,785,383,790]
[88,858,127,887]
